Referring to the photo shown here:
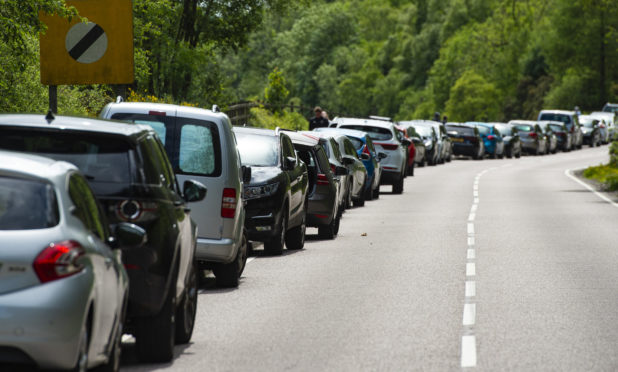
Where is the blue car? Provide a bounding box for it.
[465,122,505,158]
[314,127,383,200]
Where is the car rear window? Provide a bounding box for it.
[412,125,433,137]
[513,125,533,132]
[0,177,59,230]
[0,129,131,183]
[494,125,511,135]
[549,124,564,132]
[340,125,393,140]
[539,113,571,124]
[235,132,279,167]
[475,126,490,135]
[446,126,475,136]
[579,117,596,128]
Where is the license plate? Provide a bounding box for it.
[451,137,464,142]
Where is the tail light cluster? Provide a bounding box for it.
[362,145,371,156]
[317,174,330,186]
[221,188,237,218]
[33,241,85,283]
[376,143,399,151]
[528,132,538,138]
[487,135,496,140]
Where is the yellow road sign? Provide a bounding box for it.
[40,0,134,85]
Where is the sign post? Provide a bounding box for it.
[40,0,134,111]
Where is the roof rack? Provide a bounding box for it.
[368,115,392,122]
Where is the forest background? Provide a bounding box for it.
[1,0,617,126]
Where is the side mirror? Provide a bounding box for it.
[412,137,422,145]
[241,165,252,183]
[401,138,411,146]
[285,156,297,170]
[335,165,349,176]
[378,152,388,160]
[360,153,370,160]
[342,156,355,165]
[110,222,147,249]
[183,179,207,202]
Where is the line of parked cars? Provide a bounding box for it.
[1,101,615,371]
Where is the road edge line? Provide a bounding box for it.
[564,169,618,209]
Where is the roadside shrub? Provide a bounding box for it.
[248,107,308,130]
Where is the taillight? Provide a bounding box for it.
[487,135,496,140]
[528,132,538,138]
[376,143,398,151]
[317,174,329,186]
[362,145,371,156]
[221,188,237,218]
[33,241,85,283]
[600,124,606,128]
[570,126,574,133]
[148,110,166,116]
[330,164,336,175]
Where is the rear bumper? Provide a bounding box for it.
[452,143,478,156]
[0,272,91,369]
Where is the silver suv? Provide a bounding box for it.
[101,102,248,287]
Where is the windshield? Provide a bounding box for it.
[0,130,131,183]
[0,177,59,230]
[235,132,279,166]
[339,125,393,140]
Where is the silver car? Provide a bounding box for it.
[101,102,247,288]
[0,151,145,371]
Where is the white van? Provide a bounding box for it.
[101,101,248,287]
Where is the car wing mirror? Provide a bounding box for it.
[110,222,147,249]
[285,156,297,169]
[360,153,370,160]
[241,165,252,183]
[342,156,355,165]
[335,165,349,176]
[183,179,207,202]
[378,152,388,160]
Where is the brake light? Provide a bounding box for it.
[362,145,371,156]
[221,188,237,218]
[33,241,85,283]
[528,132,538,138]
[148,110,166,116]
[330,164,336,175]
[317,174,329,186]
[375,143,399,151]
[487,135,496,140]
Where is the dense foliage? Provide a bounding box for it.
[0,0,616,122]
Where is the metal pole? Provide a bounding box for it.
[49,85,58,113]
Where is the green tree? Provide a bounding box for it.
[445,70,501,122]
[264,68,289,111]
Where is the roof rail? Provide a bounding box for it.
[212,104,220,113]
[116,95,124,103]
[275,127,296,135]
[368,115,392,121]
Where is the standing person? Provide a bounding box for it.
[442,115,448,124]
[309,106,329,130]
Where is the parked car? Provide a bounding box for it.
[232,126,308,254]
[466,122,505,158]
[590,111,616,141]
[286,130,342,239]
[304,131,366,209]
[0,113,207,362]
[101,102,248,288]
[602,102,618,113]
[400,121,441,165]
[0,151,146,372]
[400,125,427,167]
[508,120,547,155]
[409,120,449,164]
[492,123,522,158]
[444,122,484,159]
[578,115,601,147]
[537,110,583,149]
[314,127,381,202]
[333,118,408,194]
[540,122,558,154]
[540,121,572,151]
[438,122,453,162]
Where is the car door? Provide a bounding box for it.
[68,173,120,355]
[281,135,304,221]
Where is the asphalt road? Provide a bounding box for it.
[121,145,618,371]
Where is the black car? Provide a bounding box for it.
[542,121,573,151]
[493,123,522,158]
[233,126,308,255]
[0,113,207,363]
[445,123,484,159]
[286,130,342,239]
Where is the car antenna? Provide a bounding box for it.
[45,109,55,123]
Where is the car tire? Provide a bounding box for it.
[515,149,521,158]
[407,163,415,176]
[264,214,286,255]
[213,234,247,288]
[318,215,338,240]
[353,195,365,207]
[344,181,353,209]
[372,183,380,199]
[136,275,176,363]
[175,261,198,343]
[392,175,404,194]
[71,322,89,372]
[364,179,374,201]
[285,213,305,250]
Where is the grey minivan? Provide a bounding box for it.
[101,102,248,288]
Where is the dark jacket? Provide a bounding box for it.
[309,116,329,130]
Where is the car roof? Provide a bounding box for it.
[539,110,575,115]
[508,120,537,125]
[302,130,344,142]
[285,130,319,146]
[103,102,229,120]
[313,127,369,140]
[0,114,153,139]
[399,120,441,127]
[335,117,395,129]
[0,150,76,181]
[233,126,276,136]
